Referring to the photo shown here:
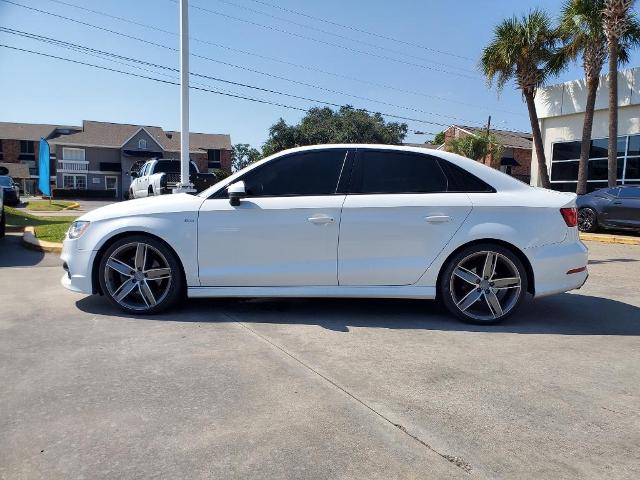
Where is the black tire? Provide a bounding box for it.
[0,208,5,238]
[148,186,154,196]
[438,243,528,325]
[98,234,184,314]
[577,207,598,233]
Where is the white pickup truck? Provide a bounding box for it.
[128,159,218,199]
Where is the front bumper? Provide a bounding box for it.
[60,238,96,294]
[529,235,589,298]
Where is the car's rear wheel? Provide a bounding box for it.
[439,243,527,324]
[577,207,598,232]
[98,235,184,314]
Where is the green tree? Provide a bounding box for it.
[481,10,558,188]
[446,132,505,165]
[231,143,262,172]
[262,106,408,157]
[432,131,446,145]
[603,0,638,186]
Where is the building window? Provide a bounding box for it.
[138,139,147,149]
[207,149,221,171]
[550,135,640,191]
[62,147,85,161]
[0,139,3,160]
[99,162,122,172]
[105,176,118,191]
[62,174,87,189]
[19,140,35,160]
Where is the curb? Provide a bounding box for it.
[580,232,640,245]
[22,226,63,253]
[62,202,81,211]
[6,225,24,233]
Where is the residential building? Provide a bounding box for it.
[0,122,63,194]
[442,125,533,183]
[0,120,232,199]
[405,126,533,184]
[531,66,640,192]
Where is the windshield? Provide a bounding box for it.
[155,160,196,174]
[0,176,13,187]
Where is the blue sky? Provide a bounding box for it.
[1,0,638,149]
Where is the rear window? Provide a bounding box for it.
[155,161,196,174]
[437,159,495,192]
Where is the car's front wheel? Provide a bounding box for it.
[577,207,598,232]
[439,243,528,324]
[98,235,184,314]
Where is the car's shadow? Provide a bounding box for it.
[76,292,640,336]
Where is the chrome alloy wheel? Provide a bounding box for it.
[449,250,522,321]
[103,242,172,311]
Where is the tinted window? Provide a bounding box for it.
[550,161,579,181]
[241,149,347,197]
[0,176,11,187]
[619,187,640,198]
[552,141,581,160]
[155,160,197,174]
[352,150,447,194]
[590,137,626,158]
[625,157,640,180]
[627,135,640,156]
[437,159,494,192]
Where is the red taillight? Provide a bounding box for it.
[560,207,577,227]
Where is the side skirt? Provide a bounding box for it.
[187,285,437,299]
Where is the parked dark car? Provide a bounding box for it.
[577,185,640,232]
[0,175,20,206]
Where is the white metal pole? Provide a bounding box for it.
[176,0,193,192]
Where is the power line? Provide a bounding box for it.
[195,0,476,74]
[0,26,486,126]
[168,0,481,80]
[0,42,454,128]
[33,0,523,116]
[246,0,474,61]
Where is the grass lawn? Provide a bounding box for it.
[25,200,76,211]
[5,207,76,243]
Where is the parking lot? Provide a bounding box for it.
[1,235,639,479]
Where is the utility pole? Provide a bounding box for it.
[174,0,194,193]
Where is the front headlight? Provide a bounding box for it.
[67,220,90,239]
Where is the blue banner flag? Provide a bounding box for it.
[38,138,50,196]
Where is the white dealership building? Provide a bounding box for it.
[531,66,640,191]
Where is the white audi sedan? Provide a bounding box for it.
[61,145,588,324]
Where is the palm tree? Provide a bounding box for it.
[446,131,505,165]
[603,0,635,186]
[556,0,608,195]
[481,10,558,188]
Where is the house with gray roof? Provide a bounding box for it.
[0,120,232,199]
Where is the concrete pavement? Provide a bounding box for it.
[0,237,639,479]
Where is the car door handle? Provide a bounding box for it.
[613,201,622,205]
[307,215,335,224]
[425,215,451,223]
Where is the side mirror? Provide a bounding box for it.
[130,171,139,179]
[228,181,246,206]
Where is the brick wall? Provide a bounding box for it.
[511,147,532,182]
[220,149,232,172]
[2,139,20,163]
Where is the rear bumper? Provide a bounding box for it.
[529,236,589,298]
